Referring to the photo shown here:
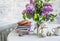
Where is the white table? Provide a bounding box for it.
[7,24,60,41]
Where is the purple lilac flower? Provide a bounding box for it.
[30,0,34,4]
[22,10,26,15]
[41,6,53,13]
[44,2,52,7]
[46,14,50,18]
[26,4,35,14]
[41,2,53,18]
[42,12,50,18]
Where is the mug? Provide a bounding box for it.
[53,27,60,36]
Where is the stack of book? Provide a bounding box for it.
[16,20,31,35]
[16,26,30,33]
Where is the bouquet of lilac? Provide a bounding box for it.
[22,0,56,23]
[22,0,57,36]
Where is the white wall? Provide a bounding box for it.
[0,0,29,24]
[0,0,60,24]
[52,0,60,24]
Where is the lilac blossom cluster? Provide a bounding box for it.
[22,0,54,19]
[41,2,53,18]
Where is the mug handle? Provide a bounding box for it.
[52,28,56,34]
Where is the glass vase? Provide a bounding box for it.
[35,22,46,37]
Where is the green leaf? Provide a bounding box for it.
[45,18,49,21]
[26,14,31,19]
[37,1,43,9]
[50,14,57,19]
[23,13,31,19]
[49,14,57,22]
[34,0,40,3]
[50,18,54,22]
[45,0,50,2]
[34,13,39,21]
[23,13,27,19]
[39,16,43,22]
